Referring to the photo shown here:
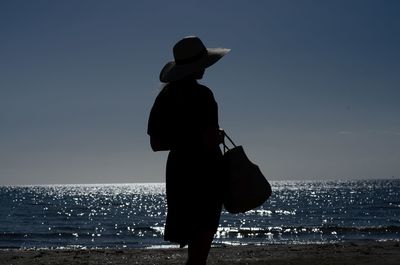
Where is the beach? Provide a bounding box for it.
[1,241,399,265]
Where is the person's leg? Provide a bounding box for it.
[186,230,215,265]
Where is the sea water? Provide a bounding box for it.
[0,179,399,249]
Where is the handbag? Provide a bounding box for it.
[222,131,272,214]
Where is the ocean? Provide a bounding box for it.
[0,179,399,249]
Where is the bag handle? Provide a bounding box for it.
[222,130,237,153]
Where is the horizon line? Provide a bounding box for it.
[0,177,399,187]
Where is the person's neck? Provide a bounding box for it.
[173,78,198,85]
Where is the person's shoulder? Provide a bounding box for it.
[196,82,211,90]
[159,84,171,95]
[196,83,214,97]
[154,84,171,100]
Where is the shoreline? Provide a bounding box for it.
[1,241,399,264]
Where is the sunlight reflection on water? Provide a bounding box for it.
[1,180,399,249]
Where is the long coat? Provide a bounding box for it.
[147,79,223,245]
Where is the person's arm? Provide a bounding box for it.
[147,89,171,152]
[199,86,223,149]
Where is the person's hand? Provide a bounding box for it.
[217,128,225,145]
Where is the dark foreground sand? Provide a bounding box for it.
[1,242,399,265]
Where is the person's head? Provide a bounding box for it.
[159,36,230,83]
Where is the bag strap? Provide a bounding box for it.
[222,130,237,153]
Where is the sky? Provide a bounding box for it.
[1,0,399,185]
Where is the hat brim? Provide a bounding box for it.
[159,48,230,83]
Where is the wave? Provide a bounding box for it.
[2,225,398,239]
[214,225,400,238]
[1,225,399,249]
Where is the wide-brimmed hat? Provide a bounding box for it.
[159,36,230,83]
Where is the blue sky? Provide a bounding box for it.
[1,0,399,185]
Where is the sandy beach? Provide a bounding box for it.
[1,241,399,265]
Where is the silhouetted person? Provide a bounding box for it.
[147,36,230,265]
